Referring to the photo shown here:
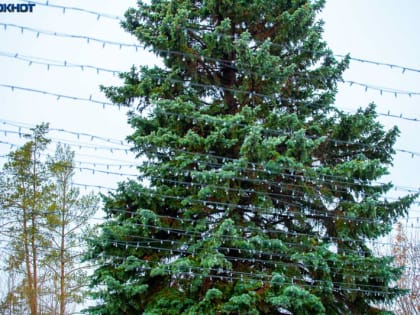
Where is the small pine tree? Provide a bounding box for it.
[46,144,99,315]
[85,1,417,314]
[0,124,52,315]
[0,125,98,315]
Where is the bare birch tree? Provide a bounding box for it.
[392,222,420,314]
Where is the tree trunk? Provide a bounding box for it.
[31,145,38,315]
[23,204,35,315]
[59,180,67,315]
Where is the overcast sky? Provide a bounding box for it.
[1,0,419,229]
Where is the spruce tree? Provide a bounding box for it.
[86,1,416,314]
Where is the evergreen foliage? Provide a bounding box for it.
[85,1,417,314]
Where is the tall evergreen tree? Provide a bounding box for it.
[86,1,416,314]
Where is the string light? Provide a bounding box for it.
[0,119,129,146]
[0,130,128,151]
[1,148,419,230]
[1,131,420,196]
[1,129,419,209]
[2,32,420,99]
[84,246,417,294]
[2,3,419,80]
[0,132,130,153]
[25,0,121,21]
[2,148,418,216]
[0,83,114,107]
[0,241,407,294]
[1,53,419,121]
[345,81,420,98]
[2,21,420,100]
[335,54,420,75]
[93,208,420,242]
[0,50,121,76]
[1,97,420,159]
[12,2,420,78]
[0,234,416,286]
[0,22,140,50]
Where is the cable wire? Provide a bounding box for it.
[1,88,420,158]
[1,132,419,196]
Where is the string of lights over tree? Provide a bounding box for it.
[85,0,417,314]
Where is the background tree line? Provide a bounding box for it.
[0,123,98,315]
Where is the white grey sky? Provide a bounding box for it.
[0,0,419,228]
